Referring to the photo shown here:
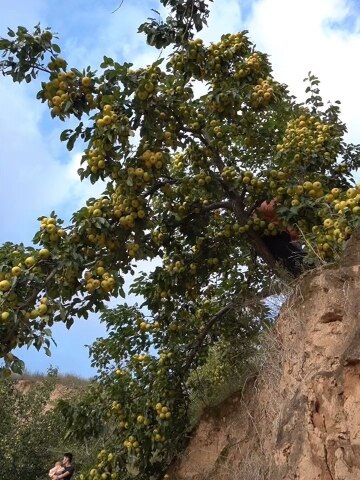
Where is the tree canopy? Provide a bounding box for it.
[1,1,360,478]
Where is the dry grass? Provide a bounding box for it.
[215,451,270,480]
[210,285,306,480]
[13,370,89,388]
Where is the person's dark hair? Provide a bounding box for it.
[64,452,73,463]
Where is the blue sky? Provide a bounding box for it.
[1,0,360,377]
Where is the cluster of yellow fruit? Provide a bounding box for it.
[136,81,155,100]
[123,435,140,452]
[43,70,75,115]
[170,33,260,94]
[158,351,173,365]
[206,33,248,73]
[276,114,336,159]
[140,149,164,170]
[170,152,185,173]
[223,49,265,82]
[43,65,95,117]
[151,428,166,443]
[221,165,237,181]
[88,468,118,480]
[118,419,129,430]
[87,232,113,249]
[216,222,250,239]
[135,66,162,101]
[127,164,154,184]
[111,189,146,229]
[87,449,118,480]
[265,170,290,200]
[84,264,116,294]
[84,147,107,173]
[40,217,65,242]
[310,185,360,256]
[0,274,12,293]
[170,38,204,73]
[155,403,172,421]
[212,364,226,385]
[312,225,349,258]
[47,57,67,71]
[286,180,324,204]
[96,104,117,128]
[220,168,265,193]
[208,118,224,138]
[0,267,19,320]
[331,186,360,214]
[250,78,274,108]
[26,296,49,320]
[87,197,110,218]
[133,353,149,363]
[87,471,118,480]
[245,52,263,72]
[164,259,185,274]
[162,130,175,147]
[170,201,189,219]
[138,319,160,332]
[126,241,140,258]
[192,171,212,187]
[151,229,166,246]
[206,87,239,115]
[111,401,125,417]
[134,414,149,427]
[0,249,52,304]
[115,367,126,377]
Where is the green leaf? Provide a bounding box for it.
[52,44,61,53]
[60,129,72,141]
[66,134,77,151]
[66,317,74,329]
[0,39,11,49]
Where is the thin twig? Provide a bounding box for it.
[111,0,125,14]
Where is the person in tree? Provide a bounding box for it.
[52,453,75,480]
[257,200,304,276]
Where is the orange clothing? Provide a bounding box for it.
[256,200,299,241]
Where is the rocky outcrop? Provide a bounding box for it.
[171,231,360,480]
[15,378,73,411]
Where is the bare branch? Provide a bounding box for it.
[111,0,125,14]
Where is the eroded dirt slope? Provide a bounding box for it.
[171,231,360,480]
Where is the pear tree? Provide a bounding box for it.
[1,1,360,478]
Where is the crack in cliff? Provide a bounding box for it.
[322,415,334,480]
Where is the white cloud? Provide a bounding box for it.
[0,77,105,243]
[0,0,45,30]
[201,0,242,42]
[243,0,360,143]
[0,80,63,242]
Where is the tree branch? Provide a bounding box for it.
[182,291,269,375]
[190,127,283,272]
[182,301,234,373]
[202,201,232,212]
[144,179,178,197]
[17,268,57,311]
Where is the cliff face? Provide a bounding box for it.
[170,231,360,480]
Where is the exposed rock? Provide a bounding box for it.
[15,378,74,411]
[170,232,360,480]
